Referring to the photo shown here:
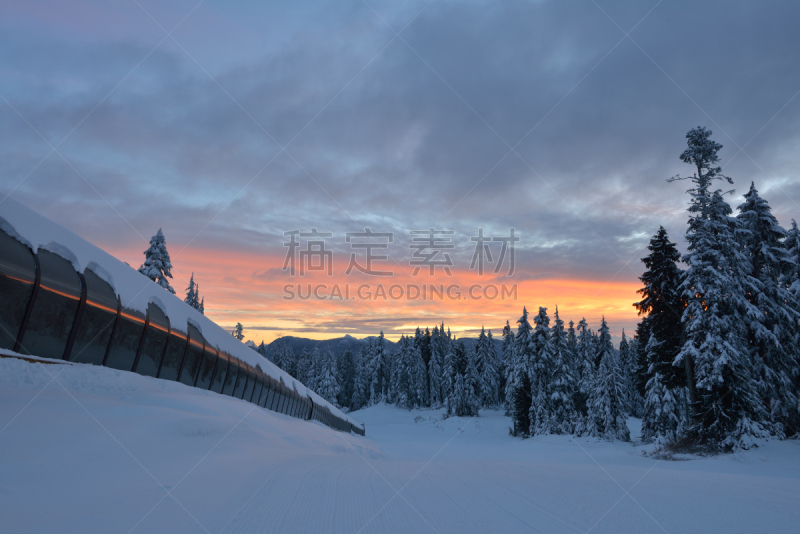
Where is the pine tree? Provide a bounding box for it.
[501,320,515,411]
[507,308,533,433]
[338,347,356,408]
[479,329,501,407]
[547,307,578,434]
[573,318,593,421]
[428,327,444,407]
[351,346,369,410]
[529,307,553,435]
[308,348,321,391]
[232,322,244,341]
[184,273,197,308]
[671,127,769,448]
[587,317,630,441]
[198,297,204,315]
[317,350,340,406]
[634,226,685,398]
[413,345,429,407]
[619,330,643,417]
[736,183,800,432]
[138,228,175,294]
[464,350,481,416]
[641,335,682,445]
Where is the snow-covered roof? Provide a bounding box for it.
[0,197,360,427]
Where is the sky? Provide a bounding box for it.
[2,0,799,344]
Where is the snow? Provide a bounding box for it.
[0,198,357,426]
[2,354,799,533]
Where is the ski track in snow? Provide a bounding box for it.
[2,357,800,533]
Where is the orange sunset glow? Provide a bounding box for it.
[108,243,643,344]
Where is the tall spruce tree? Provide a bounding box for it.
[736,183,799,431]
[634,226,685,396]
[671,127,768,449]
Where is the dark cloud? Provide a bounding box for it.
[2,0,799,290]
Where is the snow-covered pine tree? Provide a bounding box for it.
[501,320,515,412]
[736,183,800,432]
[198,297,204,315]
[413,344,429,407]
[480,329,501,407]
[138,228,176,294]
[463,349,481,416]
[296,348,310,384]
[443,345,457,414]
[529,307,553,435]
[634,226,685,417]
[232,323,244,341]
[547,307,578,434]
[641,334,682,445]
[307,348,321,391]
[672,127,768,449]
[184,273,197,308]
[338,346,356,408]
[449,373,467,417]
[351,345,369,410]
[317,349,340,406]
[574,318,593,423]
[507,308,533,434]
[586,317,630,441]
[619,330,643,418]
[428,326,444,407]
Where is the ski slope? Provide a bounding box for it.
[2,354,799,533]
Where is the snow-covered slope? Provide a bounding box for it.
[2,354,799,533]
[0,198,358,426]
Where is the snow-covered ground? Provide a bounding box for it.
[2,355,799,533]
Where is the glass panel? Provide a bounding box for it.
[265,381,277,409]
[252,374,264,406]
[223,359,239,396]
[196,343,217,390]
[210,352,229,394]
[233,362,248,399]
[104,306,145,371]
[178,324,204,387]
[19,249,81,359]
[69,269,117,365]
[258,378,269,407]
[133,303,169,377]
[0,230,36,350]
[243,367,256,402]
[158,328,188,381]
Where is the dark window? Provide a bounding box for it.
[223,359,240,396]
[252,373,265,406]
[104,306,145,371]
[210,352,229,394]
[233,361,248,399]
[178,324,204,387]
[69,269,117,365]
[0,230,36,350]
[261,376,270,406]
[265,380,277,409]
[268,382,280,411]
[158,328,188,381]
[243,366,256,402]
[278,385,289,414]
[19,249,82,360]
[133,303,169,377]
[195,342,217,390]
